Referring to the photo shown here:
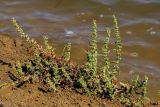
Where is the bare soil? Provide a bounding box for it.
[0,34,124,107]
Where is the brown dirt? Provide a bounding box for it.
[0,34,125,107]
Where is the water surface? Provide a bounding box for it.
[0,0,159,100]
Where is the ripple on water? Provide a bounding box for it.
[121,18,160,27]
[124,59,160,77]
[129,52,139,57]
[32,12,69,21]
[123,40,153,48]
[92,0,117,5]
[0,0,159,100]
[3,1,26,6]
[132,0,160,4]
[65,30,75,37]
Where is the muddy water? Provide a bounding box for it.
[0,0,160,100]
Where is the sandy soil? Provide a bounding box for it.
[0,34,125,107]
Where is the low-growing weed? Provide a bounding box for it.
[8,16,153,106]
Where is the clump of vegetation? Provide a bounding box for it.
[7,16,155,106]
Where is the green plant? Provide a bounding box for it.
[43,36,54,51]
[85,19,98,77]
[100,27,116,99]
[8,16,153,107]
[11,18,55,58]
[102,28,111,80]
[11,18,40,49]
[119,75,149,106]
[112,15,122,74]
[74,20,99,96]
[141,76,148,97]
[62,42,71,63]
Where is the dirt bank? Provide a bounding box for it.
[0,34,124,107]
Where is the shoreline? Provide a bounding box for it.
[0,34,159,107]
[0,34,122,107]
